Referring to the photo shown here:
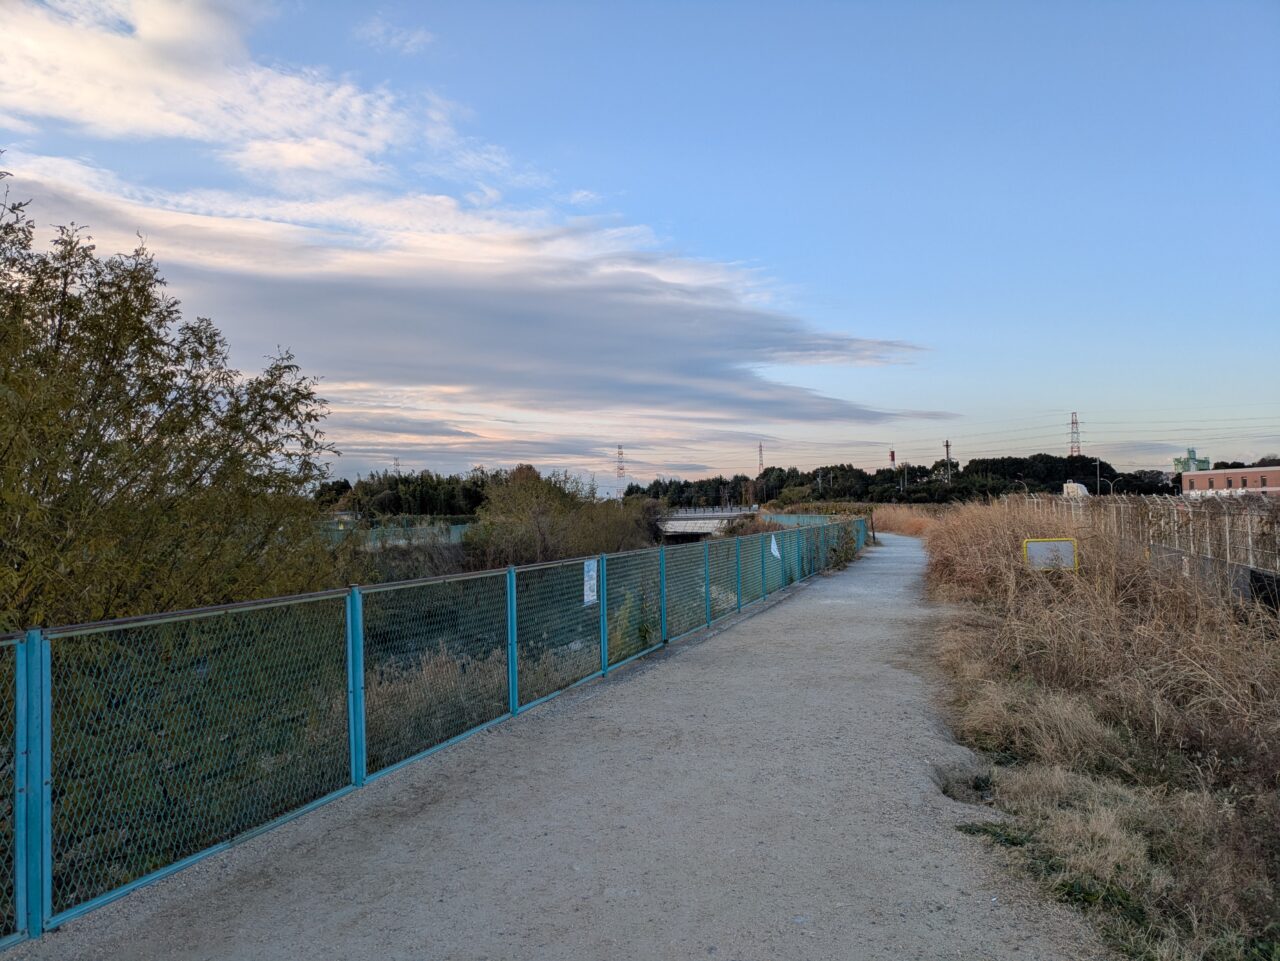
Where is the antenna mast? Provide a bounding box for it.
[758,442,764,475]
[616,445,625,495]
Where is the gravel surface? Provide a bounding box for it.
[19,534,1109,961]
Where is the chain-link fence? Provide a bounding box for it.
[0,640,16,942]
[47,595,350,919]
[6,517,865,949]
[362,572,508,776]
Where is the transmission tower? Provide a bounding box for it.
[758,442,764,475]
[616,445,625,493]
[1069,412,1081,458]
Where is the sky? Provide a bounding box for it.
[3,0,1278,489]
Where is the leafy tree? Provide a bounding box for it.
[465,465,658,566]
[1,172,339,630]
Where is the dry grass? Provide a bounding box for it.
[930,502,1280,961]
[723,516,787,536]
[361,642,615,772]
[364,649,508,772]
[872,504,946,537]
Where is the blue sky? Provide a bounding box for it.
[3,1,1277,486]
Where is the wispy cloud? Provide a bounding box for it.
[355,15,434,56]
[0,1,405,185]
[0,1,943,480]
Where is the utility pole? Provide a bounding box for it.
[1095,457,1101,496]
[944,440,952,484]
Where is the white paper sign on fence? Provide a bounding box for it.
[583,558,598,605]
[770,534,781,559]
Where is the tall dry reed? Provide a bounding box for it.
[928,502,1279,961]
[872,504,947,537]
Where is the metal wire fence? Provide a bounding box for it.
[4,517,865,950]
[740,534,764,606]
[1023,494,1280,574]
[0,641,15,942]
[362,572,508,776]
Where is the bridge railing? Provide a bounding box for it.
[667,506,755,516]
[4,516,866,950]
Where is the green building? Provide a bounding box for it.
[1172,448,1210,473]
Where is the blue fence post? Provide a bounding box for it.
[735,537,742,612]
[18,628,51,937]
[599,554,609,675]
[703,540,711,626]
[506,566,519,714]
[659,546,668,643]
[344,587,366,788]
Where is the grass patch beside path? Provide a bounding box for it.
[928,503,1280,961]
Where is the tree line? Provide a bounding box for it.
[8,167,1270,629]
[626,454,1184,507]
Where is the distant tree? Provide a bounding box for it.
[1,172,338,630]
[1252,454,1280,467]
[1213,461,1247,470]
[464,465,656,566]
[1117,470,1173,495]
[314,478,352,508]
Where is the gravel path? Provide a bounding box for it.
[19,534,1108,961]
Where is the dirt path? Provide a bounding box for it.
[20,535,1107,961]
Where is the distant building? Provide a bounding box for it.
[1183,466,1279,498]
[1062,481,1090,498]
[1173,448,1210,473]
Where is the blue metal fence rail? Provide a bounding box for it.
[3,517,866,949]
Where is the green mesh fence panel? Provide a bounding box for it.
[708,539,737,620]
[605,551,661,665]
[664,542,706,639]
[362,573,508,775]
[831,523,846,559]
[740,534,764,605]
[516,560,600,704]
[47,596,349,916]
[0,640,15,937]
[765,532,785,593]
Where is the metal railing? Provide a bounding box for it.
[667,506,756,516]
[2,517,866,950]
[1020,494,1280,575]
